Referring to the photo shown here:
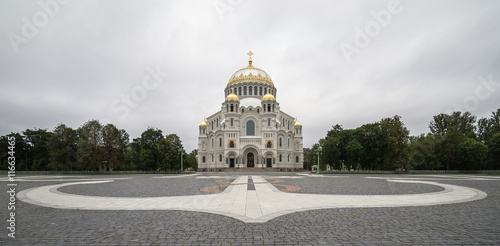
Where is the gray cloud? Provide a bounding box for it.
[1,0,499,151]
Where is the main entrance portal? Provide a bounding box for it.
[247,153,254,167]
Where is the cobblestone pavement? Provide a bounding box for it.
[1,173,499,245]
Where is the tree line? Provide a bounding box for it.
[0,120,197,171]
[304,109,500,171]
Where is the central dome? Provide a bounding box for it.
[227,55,273,87]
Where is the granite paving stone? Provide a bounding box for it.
[0,173,498,245]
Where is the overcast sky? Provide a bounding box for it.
[1,0,499,151]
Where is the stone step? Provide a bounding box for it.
[198,168,306,172]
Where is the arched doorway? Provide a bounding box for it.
[247,152,254,167]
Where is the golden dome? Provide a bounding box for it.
[262,93,276,101]
[227,52,273,87]
[227,67,274,87]
[225,93,239,102]
[200,120,207,126]
[294,120,302,126]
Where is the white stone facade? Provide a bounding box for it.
[198,53,303,170]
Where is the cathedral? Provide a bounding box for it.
[198,52,303,170]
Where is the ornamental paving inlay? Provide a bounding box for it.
[17,175,487,223]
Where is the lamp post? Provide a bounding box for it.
[178,148,185,173]
[316,147,322,174]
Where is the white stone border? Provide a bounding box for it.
[17,177,487,223]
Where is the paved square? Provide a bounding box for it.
[1,173,499,245]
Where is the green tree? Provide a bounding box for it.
[478,108,500,143]
[429,111,477,138]
[456,138,488,170]
[345,139,363,169]
[121,140,141,170]
[48,124,78,171]
[184,149,198,171]
[321,136,340,169]
[138,127,164,171]
[304,144,321,171]
[359,123,385,170]
[0,133,26,171]
[487,132,500,169]
[336,128,364,169]
[23,128,53,170]
[77,120,104,170]
[101,124,129,171]
[303,147,313,170]
[380,116,410,170]
[409,134,441,170]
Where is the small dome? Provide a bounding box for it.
[294,120,302,126]
[225,93,239,102]
[200,120,207,126]
[262,93,276,101]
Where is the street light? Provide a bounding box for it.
[178,148,185,173]
[316,147,322,174]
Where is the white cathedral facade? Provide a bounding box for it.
[198,52,303,170]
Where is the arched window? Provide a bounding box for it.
[254,86,257,95]
[288,138,290,148]
[212,138,214,148]
[229,140,235,148]
[296,156,299,163]
[249,86,252,95]
[219,137,222,147]
[246,120,255,136]
[279,138,282,147]
[268,118,271,126]
[238,87,242,95]
[230,104,234,112]
[257,108,260,113]
[264,88,267,94]
[279,154,282,162]
[244,86,247,95]
[202,156,206,163]
[242,108,244,113]
[220,154,222,162]
[267,104,271,112]
[266,141,272,148]
[230,118,233,126]
[259,87,262,95]
[216,118,219,127]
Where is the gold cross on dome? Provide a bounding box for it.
[248,51,253,67]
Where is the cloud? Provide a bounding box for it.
[1,0,499,151]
